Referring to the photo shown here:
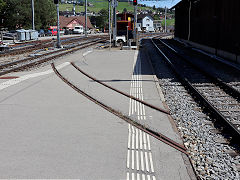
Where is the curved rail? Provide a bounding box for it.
[51,63,188,155]
[71,62,170,115]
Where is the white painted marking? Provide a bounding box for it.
[82,49,93,56]
[147,135,151,150]
[142,174,146,180]
[128,128,131,149]
[0,62,70,91]
[145,152,150,172]
[143,132,147,150]
[140,151,144,171]
[132,127,135,149]
[132,150,135,169]
[149,152,155,173]
[127,150,130,168]
[137,173,140,180]
[147,175,151,180]
[126,172,130,180]
[136,129,139,149]
[152,176,156,180]
[139,130,143,150]
[136,150,139,171]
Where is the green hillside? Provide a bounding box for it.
[60,0,153,13]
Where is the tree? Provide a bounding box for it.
[0,0,56,30]
[123,8,127,13]
[95,8,108,30]
[0,0,6,12]
[153,5,156,10]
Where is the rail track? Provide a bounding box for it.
[0,37,107,77]
[151,38,240,144]
[51,62,188,155]
[0,35,107,57]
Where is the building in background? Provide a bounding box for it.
[172,0,240,63]
[137,14,155,32]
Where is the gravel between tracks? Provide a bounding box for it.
[144,39,240,180]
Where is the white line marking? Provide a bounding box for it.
[132,126,135,149]
[145,152,150,172]
[136,150,139,171]
[143,132,147,150]
[147,135,151,151]
[137,173,140,180]
[139,130,143,150]
[136,129,139,149]
[127,150,130,169]
[126,172,130,180]
[132,173,135,180]
[128,128,131,149]
[149,152,155,173]
[132,150,135,169]
[142,174,146,180]
[82,49,93,56]
[147,175,151,180]
[152,176,156,180]
[0,62,70,91]
[140,151,144,171]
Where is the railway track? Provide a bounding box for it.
[0,35,107,57]
[151,38,240,144]
[51,62,188,155]
[0,37,107,77]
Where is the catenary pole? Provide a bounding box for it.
[165,6,167,33]
[85,0,87,36]
[56,2,61,48]
[108,0,112,49]
[31,0,35,30]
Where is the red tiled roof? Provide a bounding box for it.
[59,16,93,29]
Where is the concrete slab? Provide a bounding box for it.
[0,45,194,179]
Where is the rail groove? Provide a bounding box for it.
[51,63,188,155]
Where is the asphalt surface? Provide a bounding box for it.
[0,45,194,179]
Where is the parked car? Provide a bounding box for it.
[73,26,84,34]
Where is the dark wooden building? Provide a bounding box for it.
[173,0,240,62]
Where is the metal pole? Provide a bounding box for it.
[31,0,35,30]
[126,26,129,45]
[85,0,87,36]
[134,5,137,43]
[112,0,117,46]
[165,6,167,33]
[56,3,61,48]
[108,0,111,49]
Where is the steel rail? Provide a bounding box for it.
[71,62,170,115]
[0,38,102,71]
[151,39,240,141]
[51,63,188,155]
[0,38,106,77]
[159,39,240,101]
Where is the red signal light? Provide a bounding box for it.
[133,0,137,6]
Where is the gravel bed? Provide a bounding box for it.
[149,48,240,179]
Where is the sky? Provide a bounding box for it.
[138,0,181,8]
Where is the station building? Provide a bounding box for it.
[172,0,240,63]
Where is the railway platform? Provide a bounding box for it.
[0,45,195,179]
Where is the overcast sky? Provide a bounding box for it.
[138,0,181,8]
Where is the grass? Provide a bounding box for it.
[60,0,154,13]
[161,18,175,27]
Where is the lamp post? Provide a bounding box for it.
[85,0,87,36]
[31,0,35,30]
[56,1,61,48]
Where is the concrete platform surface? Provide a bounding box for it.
[0,46,194,179]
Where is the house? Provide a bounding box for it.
[153,20,162,32]
[59,16,93,30]
[137,14,155,32]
